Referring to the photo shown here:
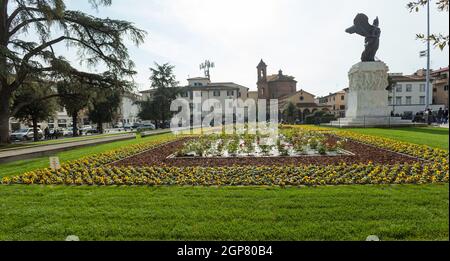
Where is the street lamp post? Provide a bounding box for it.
[425,0,431,110]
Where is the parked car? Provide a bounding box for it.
[136,123,155,132]
[10,128,43,141]
[79,125,93,135]
[123,123,133,130]
[61,128,73,137]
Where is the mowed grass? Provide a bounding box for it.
[0,133,174,178]
[334,127,449,150]
[0,184,447,241]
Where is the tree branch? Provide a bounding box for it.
[9,17,48,37]
[11,93,63,116]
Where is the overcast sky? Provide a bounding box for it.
[64,0,449,96]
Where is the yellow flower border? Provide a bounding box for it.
[2,127,448,186]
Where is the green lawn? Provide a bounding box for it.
[333,127,449,150]
[0,133,173,178]
[0,184,447,241]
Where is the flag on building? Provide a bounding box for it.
[419,50,428,58]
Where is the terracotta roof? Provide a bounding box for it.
[319,89,347,99]
[208,82,249,89]
[187,77,209,80]
[390,75,426,82]
[278,89,316,100]
[431,67,449,75]
[267,74,296,82]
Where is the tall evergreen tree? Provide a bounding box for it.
[88,89,121,134]
[57,79,93,137]
[0,0,146,144]
[12,81,57,141]
[137,62,180,129]
[283,102,297,124]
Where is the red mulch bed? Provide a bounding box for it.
[111,136,423,167]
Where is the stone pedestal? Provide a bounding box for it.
[329,61,415,127]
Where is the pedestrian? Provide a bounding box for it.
[437,108,444,124]
[444,108,449,124]
[427,108,433,125]
[44,127,50,140]
[424,110,429,125]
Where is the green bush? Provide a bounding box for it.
[305,111,337,124]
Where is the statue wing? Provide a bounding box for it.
[373,17,379,27]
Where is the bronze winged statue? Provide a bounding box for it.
[346,13,381,62]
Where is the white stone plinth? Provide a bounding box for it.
[345,61,391,118]
[329,61,415,127]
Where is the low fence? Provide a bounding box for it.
[326,116,428,128]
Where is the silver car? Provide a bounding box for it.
[10,128,44,141]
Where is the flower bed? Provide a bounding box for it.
[113,136,421,167]
[174,131,348,158]
[1,127,448,186]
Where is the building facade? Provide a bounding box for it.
[388,70,444,118]
[116,92,141,127]
[279,89,331,122]
[431,67,449,108]
[317,89,348,118]
[141,77,250,123]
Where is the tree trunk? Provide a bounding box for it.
[0,1,10,144]
[32,117,39,142]
[0,88,11,144]
[98,122,103,134]
[72,111,78,137]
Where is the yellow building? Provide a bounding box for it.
[279,89,331,122]
[318,89,348,118]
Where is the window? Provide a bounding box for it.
[420,96,426,105]
[341,95,345,101]
[58,119,67,128]
[340,105,345,110]
[388,97,393,105]
[395,84,402,92]
[419,84,426,92]
[300,96,304,101]
[227,90,234,96]
[180,92,188,98]
[213,90,221,97]
[395,97,402,105]
[406,84,412,92]
[406,96,412,105]
[445,85,449,91]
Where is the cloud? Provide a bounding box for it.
[66,0,449,95]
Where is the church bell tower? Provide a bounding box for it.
[257,59,269,99]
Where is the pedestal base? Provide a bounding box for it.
[328,117,422,128]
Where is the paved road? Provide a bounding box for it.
[0,133,138,164]
[0,129,174,164]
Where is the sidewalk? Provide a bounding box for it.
[0,133,137,164]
